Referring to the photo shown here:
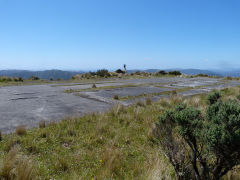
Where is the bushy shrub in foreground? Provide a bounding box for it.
[206,91,221,105]
[237,93,240,101]
[154,93,240,180]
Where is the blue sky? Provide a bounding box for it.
[0,0,240,70]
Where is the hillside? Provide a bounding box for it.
[0,70,84,80]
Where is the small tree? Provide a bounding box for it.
[157,70,167,75]
[115,69,124,74]
[168,71,182,76]
[96,69,110,77]
[153,93,240,180]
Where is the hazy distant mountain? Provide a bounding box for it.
[0,69,239,79]
[213,69,240,77]
[128,68,240,77]
[0,70,85,80]
[176,69,221,76]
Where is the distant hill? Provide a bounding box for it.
[0,68,239,80]
[127,68,240,77]
[0,70,85,80]
[175,69,221,76]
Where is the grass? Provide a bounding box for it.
[119,87,193,100]
[16,126,27,136]
[39,121,46,128]
[0,87,240,179]
[64,84,140,93]
[0,74,180,87]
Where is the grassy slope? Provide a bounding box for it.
[0,87,240,179]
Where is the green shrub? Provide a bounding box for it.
[89,71,96,76]
[196,73,209,77]
[168,71,182,76]
[157,70,167,75]
[206,91,221,105]
[31,76,40,80]
[237,94,240,100]
[154,98,240,180]
[96,69,110,77]
[115,69,124,74]
[0,76,23,82]
[135,71,141,75]
[224,76,233,80]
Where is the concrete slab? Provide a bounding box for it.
[0,77,239,133]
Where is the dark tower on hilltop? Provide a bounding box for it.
[124,64,126,73]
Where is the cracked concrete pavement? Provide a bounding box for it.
[0,77,240,133]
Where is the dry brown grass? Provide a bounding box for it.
[39,120,46,128]
[48,120,57,126]
[146,153,174,180]
[16,126,27,136]
[136,100,145,107]
[0,147,18,179]
[145,97,152,105]
[170,90,177,96]
[0,146,35,180]
[16,158,35,180]
[111,104,126,116]
[113,94,119,100]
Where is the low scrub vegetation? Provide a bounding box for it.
[0,76,23,82]
[168,70,182,76]
[154,92,240,179]
[72,69,183,80]
[0,87,240,179]
[29,76,40,80]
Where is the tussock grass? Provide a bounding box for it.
[145,97,152,105]
[0,146,35,180]
[39,121,46,128]
[113,94,119,100]
[16,126,27,136]
[0,86,239,179]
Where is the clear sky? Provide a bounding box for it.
[0,0,240,70]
